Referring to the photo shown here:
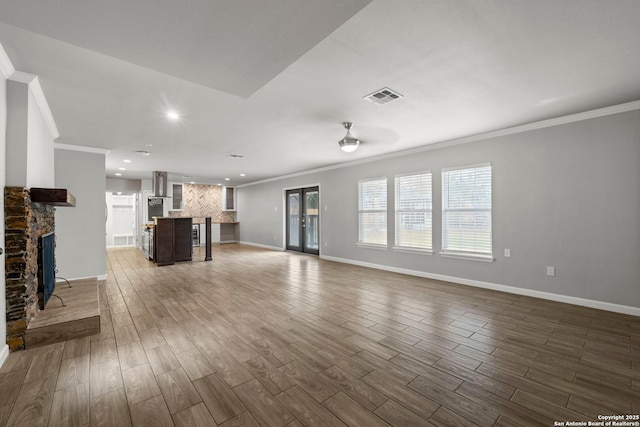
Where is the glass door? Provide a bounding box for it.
[286,186,320,255]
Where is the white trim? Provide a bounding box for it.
[394,170,432,179]
[239,241,284,251]
[392,246,433,255]
[358,176,387,184]
[7,70,35,85]
[55,142,110,155]
[0,42,15,78]
[442,162,491,173]
[239,100,640,188]
[439,251,495,262]
[55,274,107,282]
[319,255,640,317]
[0,43,15,369]
[0,344,9,368]
[356,242,388,250]
[9,71,60,139]
[282,182,321,191]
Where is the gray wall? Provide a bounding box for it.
[106,177,142,194]
[54,148,107,279]
[238,109,640,309]
[6,80,55,188]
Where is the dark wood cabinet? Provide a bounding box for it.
[154,218,192,266]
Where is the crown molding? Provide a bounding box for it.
[55,142,110,155]
[402,99,640,155]
[0,42,15,78]
[240,99,640,188]
[9,71,60,139]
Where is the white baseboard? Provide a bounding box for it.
[56,275,106,282]
[320,255,640,317]
[0,344,9,368]
[239,241,284,251]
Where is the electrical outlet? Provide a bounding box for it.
[504,249,511,258]
[546,266,556,277]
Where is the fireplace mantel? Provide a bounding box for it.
[29,188,76,207]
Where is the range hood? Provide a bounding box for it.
[152,171,168,198]
[30,188,76,207]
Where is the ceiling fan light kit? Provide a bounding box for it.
[339,122,360,152]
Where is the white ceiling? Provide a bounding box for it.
[1,0,640,186]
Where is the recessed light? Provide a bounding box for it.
[190,181,195,184]
[118,167,126,171]
[115,173,122,176]
[117,192,122,195]
[240,173,246,177]
[144,144,153,147]
[217,183,222,186]
[166,110,180,121]
[123,159,132,163]
[224,178,230,181]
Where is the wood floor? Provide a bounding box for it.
[1,244,639,426]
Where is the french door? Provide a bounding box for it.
[286,186,319,255]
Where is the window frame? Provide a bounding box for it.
[357,177,388,249]
[440,163,494,262]
[393,171,433,255]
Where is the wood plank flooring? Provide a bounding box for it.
[1,244,639,426]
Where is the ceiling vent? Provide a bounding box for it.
[226,154,245,159]
[363,87,404,106]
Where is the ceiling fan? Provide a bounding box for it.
[338,122,360,153]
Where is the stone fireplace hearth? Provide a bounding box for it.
[4,187,55,351]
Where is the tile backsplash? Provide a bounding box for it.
[168,183,235,223]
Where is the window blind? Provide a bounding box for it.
[442,164,492,255]
[395,172,432,249]
[358,178,387,245]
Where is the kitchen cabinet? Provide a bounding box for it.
[223,186,236,211]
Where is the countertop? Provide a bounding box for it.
[142,219,239,228]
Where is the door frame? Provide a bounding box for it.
[283,184,321,255]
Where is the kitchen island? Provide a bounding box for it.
[154,217,193,266]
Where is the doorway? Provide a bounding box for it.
[286,186,319,255]
[105,192,137,247]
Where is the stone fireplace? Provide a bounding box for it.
[4,186,74,351]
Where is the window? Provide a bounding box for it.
[395,172,432,252]
[358,178,387,246]
[441,164,493,261]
